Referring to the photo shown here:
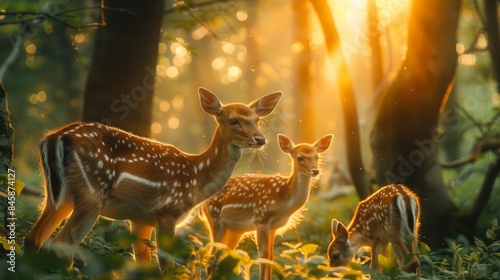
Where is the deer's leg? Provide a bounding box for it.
[51,201,101,264]
[370,238,382,271]
[390,236,410,269]
[266,229,276,280]
[131,222,154,262]
[211,220,226,243]
[256,226,275,280]
[409,237,420,272]
[24,199,74,252]
[401,237,420,273]
[156,217,177,272]
[387,226,419,272]
[220,229,244,250]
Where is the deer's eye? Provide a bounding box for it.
[297,156,304,162]
[332,253,340,261]
[229,118,239,125]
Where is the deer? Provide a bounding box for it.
[327,184,421,273]
[23,87,282,271]
[201,133,333,279]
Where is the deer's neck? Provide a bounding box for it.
[191,127,242,201]
[283,168,313,212]
[347,217,373,250]
[348,230,370,253]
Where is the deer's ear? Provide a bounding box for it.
[331,219,349,243]
[249,91,282,117]
[331,219,338,238]
[199,87,223,116]
[314,134,333,153]
[277,134,294,153]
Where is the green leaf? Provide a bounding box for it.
[300,243,319,255]
[339,268,365,279]
[13,179,25,196]
[220,252,241,272]
[419,242,432,255]
[378,254,390,270]
[469,252,479,264]
[0,174,25,196]
[489,240,500,251]
[387,242,397,267]
[282,241,302,249]
[471,263,488,278]
[0,235,12,251]
[453,250,464,275]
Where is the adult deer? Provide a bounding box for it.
[327,184,420,273]
[24,87,282,271]
[202,133,333,279]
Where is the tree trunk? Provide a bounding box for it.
[292,0,314,143]
[0,82,13,174]
[371,0,461,248]
[484,0,500,94]
[0,82,14,231]
[245,0,260,99]
[310,0,372,199]
[367,0,383,88]
[82,0,164,137]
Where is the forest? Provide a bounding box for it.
[0,0,500,279]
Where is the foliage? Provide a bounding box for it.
[3,187,500,280]
[0,173,25,197]
[428,219,500,280]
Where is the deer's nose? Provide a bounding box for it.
[311,167,320,176]
[254,135,266,146]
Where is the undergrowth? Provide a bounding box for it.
[1,187,499,279]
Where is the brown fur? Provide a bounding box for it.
[202,134,333,280]
[327,184,421,273]
[24,88,282,271]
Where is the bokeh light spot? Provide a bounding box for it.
[212,57,226,70]
[151,122,163,134]
[167,66,179,78]
[159,100,170,112]
[168,117,180,129]
[25,43,36,55]
[236,10,248,21]
[158,42,167,54]
[172,95,185,111]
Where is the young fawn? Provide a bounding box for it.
[202,133,333,279]
[327,184,420,272]
[24,88,282,271]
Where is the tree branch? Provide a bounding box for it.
[308,0,339,54]
[163,0,237,16]
[0,22,23,81]
[441,137,500,167]
[470,156,500,221]
[0,5,132,29]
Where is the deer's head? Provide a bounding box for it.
[199,87,282,148]
[278,134,333,176]
[327,219,355,267]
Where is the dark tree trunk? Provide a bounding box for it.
[371,0,461,248]
[484,0,500,94]
[0,82,14,232]
[0,82,13,174]
[82,0,164,137]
